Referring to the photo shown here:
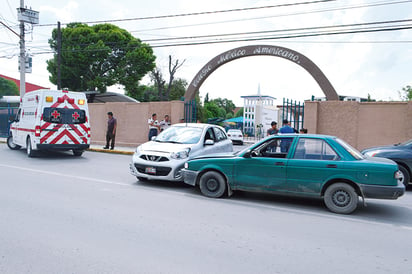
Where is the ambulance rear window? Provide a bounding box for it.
[43,108,86,124]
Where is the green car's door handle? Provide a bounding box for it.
[275,162,285,166]
[326,164,337,168]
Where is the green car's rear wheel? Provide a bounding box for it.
[199,171,226,198]
[324,183,358,214]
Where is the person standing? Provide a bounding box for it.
[267,121,278,136]
[104,112,117,150]
[148,113,160,140]
[159,114,171,132]
[267,121,279,152]
[279,119,295,152]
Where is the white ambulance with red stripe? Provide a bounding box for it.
[7,89,91,157]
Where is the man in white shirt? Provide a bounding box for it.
[159,114,171,132]
[148,113,160,140]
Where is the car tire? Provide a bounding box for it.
[26,137,35,158]
[324,183,358,214]
[398,165,410,187]
[199,171,226,198]
[73,150,83,156]
[7,135,21,150]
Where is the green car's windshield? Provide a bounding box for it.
[335,138,364,160]
[155,126,203,144]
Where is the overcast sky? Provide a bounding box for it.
[1,0,411,106]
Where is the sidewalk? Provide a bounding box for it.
[88,144,135,155]
[0,137,135,155]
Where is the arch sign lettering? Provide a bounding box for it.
[184,45,339,101]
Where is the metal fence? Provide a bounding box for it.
[184,99,197,122]
[281,98,304,132]
[0,106,18,137]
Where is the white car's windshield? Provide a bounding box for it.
[155,126,203,144]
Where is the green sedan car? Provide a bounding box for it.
[182,134,405,214]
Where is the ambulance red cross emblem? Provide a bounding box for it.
[51,110,60,119]
[72,111,80,120]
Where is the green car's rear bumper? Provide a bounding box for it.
[359,180,405,200]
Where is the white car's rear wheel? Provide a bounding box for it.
[7,135,21,150]
[26,137,35,157]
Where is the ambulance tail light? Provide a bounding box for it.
[35,126,41,137]
[46,96,54,103]
[87,128,91,138]
[78,99,85,105]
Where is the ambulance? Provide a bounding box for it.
[7,89,91,157]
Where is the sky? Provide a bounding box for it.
[1,0,411,106]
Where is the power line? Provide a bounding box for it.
[131,0,412,34]
[35,0,336,27]
[142,19,412,43]
[1,21,409,58]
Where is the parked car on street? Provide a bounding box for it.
[129,123,233,182]
[182,134,405,214]
[227,129,243,145]
[361,139,412,187]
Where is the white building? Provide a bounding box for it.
[241,87,278,137]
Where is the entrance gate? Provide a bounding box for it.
[282,99,304,132]
[184,45,338,122]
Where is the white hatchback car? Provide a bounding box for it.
[129,123,233,182]
[227,129,244,145]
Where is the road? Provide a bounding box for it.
[1,144,411,274]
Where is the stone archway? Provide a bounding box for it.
[184,45,339,102]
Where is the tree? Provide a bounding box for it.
[210,98,236,114]
[203,101,221,121]
[150,55,185,101]
[126,78,187,102]
[0,77,19,98]
[47,23,156,92]
[235,107,244,117]
[400,85,412,101]
[169,78,187,101]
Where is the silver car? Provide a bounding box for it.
[129,123,233,182]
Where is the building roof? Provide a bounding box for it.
[241,94,276,100]
[85,91,139,103]
[0,74,49,92]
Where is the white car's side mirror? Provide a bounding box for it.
[204,139,214,146]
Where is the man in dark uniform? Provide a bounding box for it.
[104,111,117,150]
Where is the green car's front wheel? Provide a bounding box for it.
[324,183,358,214]
[199,171,227,198]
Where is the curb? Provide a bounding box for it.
[87,148,134,155]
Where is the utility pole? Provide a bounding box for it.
[17,1,39,97]
[19,0,25,97]
[57,21,61,90]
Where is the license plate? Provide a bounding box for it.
[145,167,156,174]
